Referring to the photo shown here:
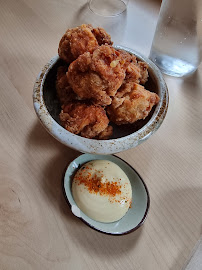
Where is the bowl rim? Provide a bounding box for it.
[62,153,150,235]
[33,45,169,154]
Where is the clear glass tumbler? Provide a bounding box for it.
[149,0,202,77]
[88,0,129,17]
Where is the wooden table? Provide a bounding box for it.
[0,0,202,269]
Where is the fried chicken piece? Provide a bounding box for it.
[67,45,131,106]
[96,125,113,140]
[91,27,113,46]
[125,56,149,85]
[56,66,77,105]
[107,83,160,125]
[118,50,149,85]
[58,24,113,63]
[138,61,149,84]
[125,61,141,84]
[59,101,113,139]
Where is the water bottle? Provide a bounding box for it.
[149,0,202,77]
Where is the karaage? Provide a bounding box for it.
[58,24,113,63]
[138,61,149,85]
[91,27,112,46]
[107,83,160,125]
[96,125,113,140]
[117,50,148,85]
[56,66,77,105]
[59,101,112,139]
[67,45,131,106]
[56,24,159,139]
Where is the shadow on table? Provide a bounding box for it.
[181,70,202,137]
[159,187,202,270]
[72,224,144,256]
[182,69,201,90]
[26,120,79,219]
[26,120,142,255]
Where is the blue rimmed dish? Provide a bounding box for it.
[63,153,150,235]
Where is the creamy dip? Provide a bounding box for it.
[72,160,132,223]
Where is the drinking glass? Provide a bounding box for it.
[88,0,129,17]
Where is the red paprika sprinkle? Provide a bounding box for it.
[74,171,121,197]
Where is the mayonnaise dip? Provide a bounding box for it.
[72,160,132,223]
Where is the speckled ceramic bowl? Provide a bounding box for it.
[33,45,168,154]
[63,154,150,235]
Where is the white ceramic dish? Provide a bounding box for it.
[63,154,150,235]
[33,45,168,154]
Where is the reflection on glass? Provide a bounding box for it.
[88,0,129,17]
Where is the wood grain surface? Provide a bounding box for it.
[0,0,202,269]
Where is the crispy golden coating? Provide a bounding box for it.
[59,101,112,139]
[91,27,113,46]
[107,83,160,125]
[138,61,149,84]
[125,61,141,84]
[58,24,113,63]
[118,50,149,85]
[56,24,156,139]
[67,45,131,106]
[56,66,77,105]
[96,125,113,140]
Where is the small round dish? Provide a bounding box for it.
[63,154,150,235]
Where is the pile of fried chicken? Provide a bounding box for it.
[56,24,160,139]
